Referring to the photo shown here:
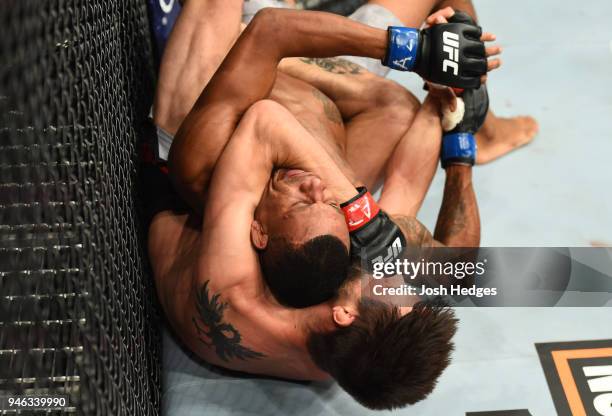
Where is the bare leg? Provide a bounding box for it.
[475,111,538,163]
[279,57,420,190]
[154,0,243,135]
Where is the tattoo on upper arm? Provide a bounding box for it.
[192,281,265,362]
[312,89,343,125]
[299,57,363,75]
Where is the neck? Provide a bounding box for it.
[259,280,360,348]
[291,282,360,342]
[251,288,332,347]
[292,302,336,346]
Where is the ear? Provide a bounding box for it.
[332,305,357,327]
[251,220,268,250]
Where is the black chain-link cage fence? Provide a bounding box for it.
[0,1,160,415]
[0,0,367,415]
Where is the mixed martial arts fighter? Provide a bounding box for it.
[147,2,496,409]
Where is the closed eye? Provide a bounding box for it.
[289,200,309,211]
[328,202,342,213]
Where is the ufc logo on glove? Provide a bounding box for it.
[383,11,487,89]
[442,31,460,75]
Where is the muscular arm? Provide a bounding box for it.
[378,95,442,216]
[387,166,480,248]
[200,100,356,288]
[378,95,480,248]
[433,166,480,246]
[169,8,387,212]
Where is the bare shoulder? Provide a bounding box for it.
[148,211,199,275]
[148,210,201,314]
[187,280,267,364]
[148,212,266,365]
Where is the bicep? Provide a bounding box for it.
[197,109,274,281]
[199,201,261,285]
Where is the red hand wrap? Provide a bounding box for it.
[340,188,380,232]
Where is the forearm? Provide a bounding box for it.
[271,10,387,61]
[433,165,480,247]
[378,95,442,217]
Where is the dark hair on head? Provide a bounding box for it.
[259,235,350,308]
[307,299,458,410]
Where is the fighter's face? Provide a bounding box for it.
[254,169,350,247]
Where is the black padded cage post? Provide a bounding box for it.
[1,1,161,415]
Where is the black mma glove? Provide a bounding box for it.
[441,83,489,168]
[383,11,486,89]
[340,187,406,273]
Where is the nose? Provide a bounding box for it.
[300,176,326,202]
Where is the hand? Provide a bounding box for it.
[440,83,489,168]
[426,83,466,133]
[425,7,502,84]
[427,82,459,112]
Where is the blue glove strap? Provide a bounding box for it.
[382,27,419,71]
[441,132,477,168]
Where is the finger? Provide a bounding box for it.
[448,93,457,112]
[481,32,497,42]
[426,7,455,25]
[480,75,488,84]
[441,87,457,112]
[426,14,448,25]
[425,81,438,91]
[486,46,502,57]
[440,6,455,18]
[487,58,502,71]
